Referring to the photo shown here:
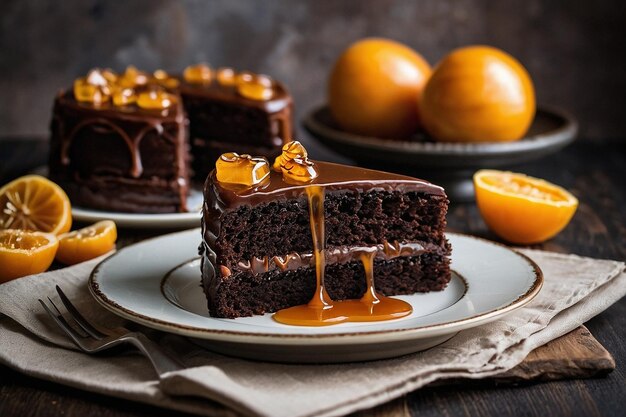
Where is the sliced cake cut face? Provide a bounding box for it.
[201,160,451,318]
[49,69,190,213]
[179,67,293,181]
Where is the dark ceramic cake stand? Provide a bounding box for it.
[303,105,577,202]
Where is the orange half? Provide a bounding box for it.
[56,220,117,265]
[0,175,72,235]
[474,170,578,244]
[0,229,59,283]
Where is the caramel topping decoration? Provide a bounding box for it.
[215,153,271,187]
[153,69,169,80]
[73,77,109,105]
[282,158,319,183]
[85,69,111,93]
[235,71,254,85]
[154,69,180,89]
[273,141,318,183]
[136,87,175,110]
[237,73,274,101]
[119,65,149,87]
[216,67,236,86]
[73,66,179,110]
[112,86,136,106]
[101,68,118,84]
[272,141,308,172]
[183,63,212,85]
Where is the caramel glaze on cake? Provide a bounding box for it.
[49,91,189,213]
[201,159,451,319]
[180,78,293,181]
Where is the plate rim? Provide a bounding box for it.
[302,104,577,156]
[88,230,543,344]
[71,205,201,228]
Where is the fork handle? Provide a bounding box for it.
[124,332,184,374]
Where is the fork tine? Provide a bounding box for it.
[46,296,88,338]
[46,296,89,337]
[55,285,107,340]
[39,299,88,349]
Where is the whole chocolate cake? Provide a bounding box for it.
[49,65,293,213]
[201,142,451,320]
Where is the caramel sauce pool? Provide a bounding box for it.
[273,186,413,326]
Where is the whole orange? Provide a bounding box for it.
[328,38,431,139]
[420,46,535,143]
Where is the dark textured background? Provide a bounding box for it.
[1,0,625,158]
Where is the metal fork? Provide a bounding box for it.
[39,285,183,375]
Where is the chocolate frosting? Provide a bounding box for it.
[178,78,292,114]
[208,161,444,207]
[54,91,186,179]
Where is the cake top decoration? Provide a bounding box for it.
[183,63,213,85]
[236,73,274,101]
[216,153,271,187]
[118,65,149,87]
[111,86,136,106]
[73,66,178,110]
[235,71,254,85]
[74,76,109,105]
[280,157,318,183]
[273,141,318,183]
[272,141,307,171]
[85,69,112,93]
[136,86,176,110]
[153,69,180,89]
[216,67,236,86]
[182,64,275,101]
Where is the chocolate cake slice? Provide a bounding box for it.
[179,66,293,181]
[49,68,189,213]
[201,146,451,319]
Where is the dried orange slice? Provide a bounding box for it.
[474,170,578,244]
[0,175,72,235]
[56,220,117,265]
[0,229,59,283]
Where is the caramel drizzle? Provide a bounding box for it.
[225,240,426,276]
[272,183,413,326]
[306,185,331,309]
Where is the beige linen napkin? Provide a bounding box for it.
[0,248,624,417]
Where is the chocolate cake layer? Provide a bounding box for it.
[210,189,448,270]
[203,252,451,318]
[201,162,451,318]
[49,91,189,213]
[179,80,292,181]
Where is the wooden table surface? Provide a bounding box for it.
[0,138,624,417]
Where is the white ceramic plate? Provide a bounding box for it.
[89,229,542,363]
[71,189,202,229]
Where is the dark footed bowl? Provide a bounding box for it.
[303,105,577,202]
